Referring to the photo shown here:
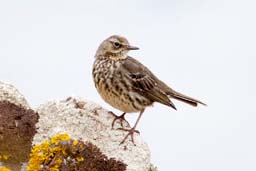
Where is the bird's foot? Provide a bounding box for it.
[111,112,128,128]
[118,127,140,145]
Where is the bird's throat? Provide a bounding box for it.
[105,51,127,61]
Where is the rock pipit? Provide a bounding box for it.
[92,35,206,144]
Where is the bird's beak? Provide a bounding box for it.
[126,45,139,50]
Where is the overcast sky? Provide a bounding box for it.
[0,0,254,170]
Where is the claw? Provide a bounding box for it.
[111,112,127,129]
[117,128,140,134]
[119,128,140,145]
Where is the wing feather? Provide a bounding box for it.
[121,57,176,109]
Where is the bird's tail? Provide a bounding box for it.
[167,90,206,107]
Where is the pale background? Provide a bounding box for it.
[0,0,254,170]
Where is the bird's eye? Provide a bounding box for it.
[113,42,121,48]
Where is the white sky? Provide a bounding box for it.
[0,0,254,170]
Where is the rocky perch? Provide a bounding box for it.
[0,81,156,171]
[0,82,38,171]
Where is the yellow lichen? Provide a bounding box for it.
[26,133,126,171]
[26,133,71,171]
[76,156,84,162]
[73,139,78,146]
[0,168,12,171]
[0,154,9,161]
[50,133,70,145]
[49,158,62,171]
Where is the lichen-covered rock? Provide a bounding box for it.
[34,97,151,171]
[0,82,29,109]
[0,82,39,171]
[0,101,39,162]
[28,133,127,171]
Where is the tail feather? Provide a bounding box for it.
[168,91,206,107]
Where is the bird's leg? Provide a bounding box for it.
[111,112,127,128]
[119,109,145,145]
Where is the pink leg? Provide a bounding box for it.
[119,109,145,145]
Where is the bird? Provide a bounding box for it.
[92,35,206,144]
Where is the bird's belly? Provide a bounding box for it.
[96,80,150,113]
[98,88,138,113]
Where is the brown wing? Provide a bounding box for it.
[121,57,177,110]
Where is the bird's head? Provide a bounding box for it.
[95,35,139,60]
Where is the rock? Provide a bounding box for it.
[0,82,39,171]
[0,81,153,171]
[27,134,127,171]
[0,82,29,109]
[34,97,151,171]
[149,164,158,171]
